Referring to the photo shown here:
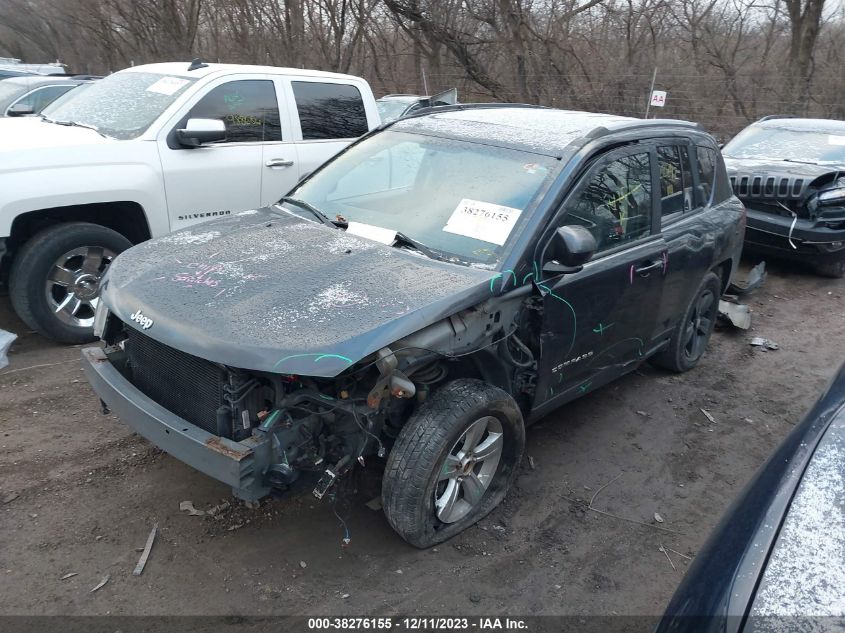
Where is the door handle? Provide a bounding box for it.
[635,259,664,277]
[265,158,294,168]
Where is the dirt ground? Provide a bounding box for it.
[0,258,843,623]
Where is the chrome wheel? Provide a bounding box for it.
[44,246,116,328]
[683,287,715,361]
[434,416,504,524]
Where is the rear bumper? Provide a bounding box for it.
[81,346,271,501]
[744,207,845,265]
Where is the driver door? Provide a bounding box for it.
[534,146,667,408]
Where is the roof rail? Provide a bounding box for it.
[756,114,799,123]
[380,93,420,98]
[404,102,547,119]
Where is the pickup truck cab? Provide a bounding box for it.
[0,60,380,343]
[83,105,745,548]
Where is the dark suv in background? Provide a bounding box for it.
[83,105,745,547]
[722,116,845,277]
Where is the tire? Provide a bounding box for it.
[815,260,845,279]
[9,222,131,345]
[651,271,721,373]
[382,379,525,548]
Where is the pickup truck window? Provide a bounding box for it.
[657,144,695,219]
[42,71,197,139]
[186,80,281,143]
[292,81,368,140]
[564,152,653,253]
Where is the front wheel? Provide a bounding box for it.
[9,223,131,344]
[382,379,525,548]
[651,271,721,373]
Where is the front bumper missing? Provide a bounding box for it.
[744,208,845,264]
[81,346,271,501]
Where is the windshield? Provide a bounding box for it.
[376,99,416,123]
[0,81,26,108]
[723,125,845,165]
[288,130,556,268]
[41,71,196,139]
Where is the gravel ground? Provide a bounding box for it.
[0,258,842,622]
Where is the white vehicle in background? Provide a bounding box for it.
[0,60,381,344]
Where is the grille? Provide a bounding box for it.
[729,174,806,200]
[124,329,230,437]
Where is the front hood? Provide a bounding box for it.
[723,157,844,201]
[102,208,496,377]
[0,116,111,152]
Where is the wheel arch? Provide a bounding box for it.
[7,202,151,255]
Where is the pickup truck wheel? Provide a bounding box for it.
[9,223,131,344]
[815,260,845,279]
[651,271,721,373]
[382,379,524,548]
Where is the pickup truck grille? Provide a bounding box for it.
[124,329,230,437]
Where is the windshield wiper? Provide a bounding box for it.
[783,158,843,166]
[392,231,445,261]
[277,197,344,228]
[40,115,108,138]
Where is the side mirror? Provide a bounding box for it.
[176,118,226,148]
[7,103,35,117]
[543,225,597,274]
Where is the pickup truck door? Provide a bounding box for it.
[158,76,290,230]
[533,146,667,409]
[279,77,373,188]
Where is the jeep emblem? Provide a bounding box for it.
[129,309,154,330]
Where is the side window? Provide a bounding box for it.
[14,85,74,112]
[657,145,694,218]
[186,80,281,143]
[696,146,718,206]
[291,81,368,140]
[563,151,653,253]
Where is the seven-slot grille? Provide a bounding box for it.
[124,328,229,437]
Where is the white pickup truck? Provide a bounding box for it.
[0,61,381,343]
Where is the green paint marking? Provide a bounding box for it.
[318,394,334,401]
[522,272,534,285]
[489,274,502,293]
[578,381,592,393]
[273,352,353,371]
[539,283,577,357]
[592,322,615,335]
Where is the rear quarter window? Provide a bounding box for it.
[697,145,732,205]
[292,81,368,140]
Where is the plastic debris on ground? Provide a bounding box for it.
[179,500,205,516]
[89,575,110,593]
[718,300,752,329]
[729,261,767,295]
[0,329,17,370]
[132,524,158,576]
[750,337,779,350]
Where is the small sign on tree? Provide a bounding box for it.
[650,90,667,107]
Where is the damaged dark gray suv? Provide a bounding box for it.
[722,116,845,277]
[82,105,745,547]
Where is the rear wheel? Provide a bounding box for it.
[382,379,524,548]
[9,223,131,344]
[815,260,845,279]
[651,271,721,373]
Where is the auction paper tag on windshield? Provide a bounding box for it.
[146,76,190,96]
[443,199,522,246]
[828,135,845,146]
[346,221,397,245]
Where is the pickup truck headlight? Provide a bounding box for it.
[93,300,109,338]
[818,187,845,205]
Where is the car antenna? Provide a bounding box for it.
[187,58,208,71]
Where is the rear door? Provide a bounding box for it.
[282,79,371,184]
[654,140,719,336]
[534,146,668,407]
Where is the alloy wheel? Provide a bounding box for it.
[44,245,116,328]
[434,416,504,524]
